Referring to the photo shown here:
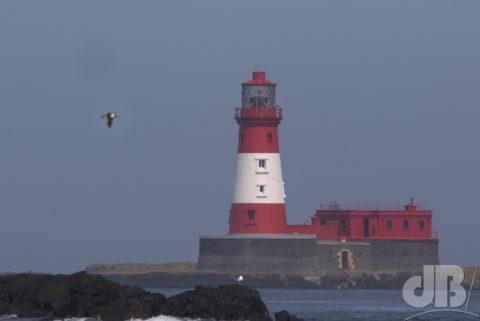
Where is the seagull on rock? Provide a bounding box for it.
[101,112,120,128]
[234,275,243,284]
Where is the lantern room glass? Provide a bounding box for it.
[241,85,276,108]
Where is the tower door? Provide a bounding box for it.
[341,251,349,269]
[364,219,369,237]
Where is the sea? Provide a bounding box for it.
[2,288,479,321]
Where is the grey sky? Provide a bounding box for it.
[0,1,479,273]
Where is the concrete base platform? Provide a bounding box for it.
[197,235,439,276]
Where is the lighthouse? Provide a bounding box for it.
[228,71,288,234]
[197,71,439,275]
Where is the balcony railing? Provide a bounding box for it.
[234,107,282,121]
[317,204,426,211]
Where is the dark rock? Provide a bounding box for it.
[0,272,274,321]
[315,271,420,289]
[372,272,415,289]
[275,310,304,321]
[0,271,167,321]
[165,284,272,321]
[103,272,320,289]
[319,272,351,289]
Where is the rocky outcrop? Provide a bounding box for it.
[86,262,197,275]
[103,271,319,289]
[87,263,480,290]
[275,310,304,321]
[90,269,480,290]
[317,271,417,289]
[98,270,424,290]
[0,272,275,321]
[463,266,480,290]
[0,272,167,321]
[316,270,480,290]
[0,273,14,278]
[166,285,271,321]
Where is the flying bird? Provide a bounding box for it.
[101,112,120,128]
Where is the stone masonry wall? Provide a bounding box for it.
[197,237,440,275]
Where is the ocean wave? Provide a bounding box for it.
[56,318,96,321]
[128,316,202,321]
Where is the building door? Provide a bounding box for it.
[364,219,369,237]
[341,250,349,269]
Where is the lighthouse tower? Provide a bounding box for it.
[228,72,287,234]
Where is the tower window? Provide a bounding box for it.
[256,158,269,173]
[247,210,255,220]
[386,220,392,230]
[257,184,267,198]
[258,159,266,168]
[267,133,273,143]
[403,220,409,230]
[419,220,425,230]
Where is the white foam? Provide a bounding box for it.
[127,316,199,321]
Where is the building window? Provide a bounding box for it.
[403,220,409,230]
[386,220,392,230]
[259,185,265,193]
[258,159,266,169]
[321,219,326,225]
[247,210,255,220]
[419,220,425,230]
[267,133,273,143]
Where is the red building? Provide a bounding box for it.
[287,199,437,240]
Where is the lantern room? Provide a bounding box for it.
[241,71,277,109]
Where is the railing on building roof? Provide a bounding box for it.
[317,204,426,211]
[234,107,282,121]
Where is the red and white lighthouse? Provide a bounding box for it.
[198,71,439,274]
[228,72,288,234]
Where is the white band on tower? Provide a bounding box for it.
[232,153,285,204]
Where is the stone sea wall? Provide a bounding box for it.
[197,237,440,274]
